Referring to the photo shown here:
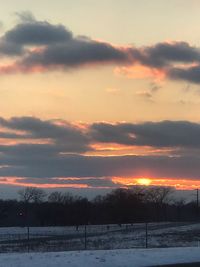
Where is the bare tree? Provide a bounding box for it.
[144,186,174,221]
[18,187,46,204]
[48,191,74,204]
[48,191,65,203]
[144,186,174,205]
[172,198,186,221]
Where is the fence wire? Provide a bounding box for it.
[0,222,199,253]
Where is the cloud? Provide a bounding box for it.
[15,11,36,22]
[133,42,200,68]
[0,117,200,181]
[0,15,129,72]
[135,90,153,101]
[19,39,129,72]
[149,82,162,92]
[90,121,200,148]
[0,15,200,84]
[9,177,118,188]
[117,42,200,83]
[0,116,91,153]
[21,39,200,74]
[0,153,199,180]
[1,117,200,152]
[0,20,72,57]
[168,64,200,84]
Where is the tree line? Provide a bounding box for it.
[0,186,198,227]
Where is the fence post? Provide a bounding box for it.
[84,224,87,250]
[27,225,30,252]
[145,222,148,248]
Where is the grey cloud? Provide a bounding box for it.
[0,16,129,66]
[23,41,200,70]
[2,117,200,152]
[20,38,129,69]
[16,38,200,84]
[0,131,26,139]
[90,121,200,148]
[15,11,36,22]
[90,123,135,145]
[0,116,82,139]
[0,117,91,153]
[19,177,117,188]
[0,40,22,56]
[0,19,72,56]
[136,42,200,68]
[168,65,200,84]
[0,153,199,179]
[4,21,72,46]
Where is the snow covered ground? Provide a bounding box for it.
[0,247,200,267]
[0,222,200,252]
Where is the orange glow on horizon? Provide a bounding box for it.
[1,176,200,191]
[112,177,200,190]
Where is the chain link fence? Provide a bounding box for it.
[0,222,199,253]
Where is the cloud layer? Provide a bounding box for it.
[0,116,200,185]
[0,15,200,84]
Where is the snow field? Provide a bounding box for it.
[0,247,200,267]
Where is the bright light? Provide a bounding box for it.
[136,178,151,186]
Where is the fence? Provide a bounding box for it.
[0,222,199,253]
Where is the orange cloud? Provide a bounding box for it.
[0,177,90,189]
[0,177,113,189]
[88,143,174,156]
[115,64,166,81]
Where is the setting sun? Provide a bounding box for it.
[136,178,151,186]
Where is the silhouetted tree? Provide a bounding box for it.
[18,187,46,204]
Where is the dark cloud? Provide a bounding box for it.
[90,121,200,148]
[1,117,200,153]
[0,152,199,180]
[20,38,128,69]
[0,42,21,56]
[0,117,91,153]
[168,65,200,84]
[4,21,72,46]
[17,177,117,188]
[134,42,200,68]
[0,16,129,67]
[21,40,200,72]
[0,20,72,57]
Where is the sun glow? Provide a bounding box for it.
[112,177,200,190]
[136,178,151,186]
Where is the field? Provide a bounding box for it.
[0,247,200,267]
[0,222,200,252]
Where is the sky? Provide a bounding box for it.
[1,0,200,198]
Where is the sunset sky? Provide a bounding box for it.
[1,0,200,198]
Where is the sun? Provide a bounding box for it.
[136,178,151,186]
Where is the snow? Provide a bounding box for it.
[1,222,200,252]
[0,247,200,267]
